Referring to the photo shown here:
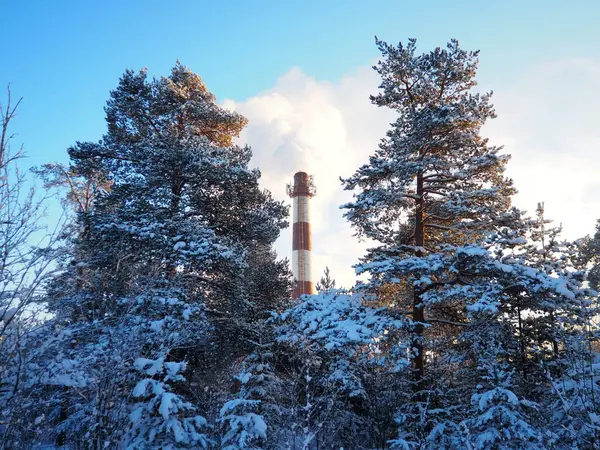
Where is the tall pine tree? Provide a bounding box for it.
[15,63,289,448]
[341,38,515,388]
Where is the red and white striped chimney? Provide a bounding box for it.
[286,171,317,298]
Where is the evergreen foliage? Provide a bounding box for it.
[315,266,336,293]
[0,63,289,448]
[341,37,516,389]
[1,40,599,450]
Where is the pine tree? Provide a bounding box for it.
[372,222,590,448]
[315,266,337,293]
[18,63,289,448]
[578,218,600,291]
[511,204,582,373]
[341,38,516,388]
[33,149,112,215]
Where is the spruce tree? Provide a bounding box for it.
[461,340,543,450]
[218,333,280,450]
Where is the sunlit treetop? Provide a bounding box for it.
[105,61,248,148]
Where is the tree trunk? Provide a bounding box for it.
[550,311,560,358]
[55,394,68,446]
[413,171,425,390]
[517,305,527,379]
[167,170,184,278]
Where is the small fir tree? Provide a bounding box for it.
[315,266,337,293]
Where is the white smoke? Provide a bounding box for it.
[224,57,600,288]
[223,65,394,288]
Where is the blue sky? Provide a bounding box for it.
[2,0,598,166]
[2,1,599,286]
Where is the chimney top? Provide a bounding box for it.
[287,171,316,198]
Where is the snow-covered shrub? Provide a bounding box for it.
[219,398,267,450]
[125,357,212,449]
[461,349,543,449]
[274,291,409,449]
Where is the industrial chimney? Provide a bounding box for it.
[286,172,317,298]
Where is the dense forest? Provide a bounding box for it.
[1,38,600,449]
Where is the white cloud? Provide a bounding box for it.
[483,58,600,239]
[224,57,600,288]
[223,65,395,288]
